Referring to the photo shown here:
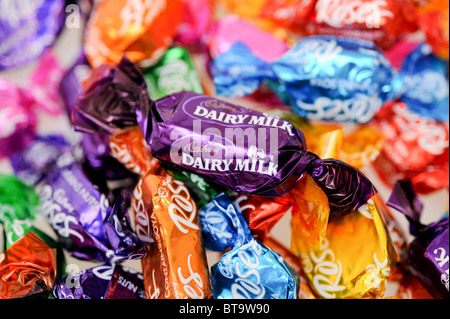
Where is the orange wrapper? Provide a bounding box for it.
[417,0,449,59]
[294,197,397,299]
[109,126,162,176]
[84,0,184,68]
[132,173,212,299]
[263,236,318,299]
[392,266,435,299]
[0,231,56,299]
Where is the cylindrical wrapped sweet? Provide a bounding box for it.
[199,192,299,299]
[0,0,66,70]
[132,173,212,299]
[73,56,377,218]
[83,0,184,68]
[211,36,404,123]
[108,122,212,299]
[387,179,449,299]
[54,263,146,299]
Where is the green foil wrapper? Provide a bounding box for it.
[0,175,39,223]
[143,47,204,100]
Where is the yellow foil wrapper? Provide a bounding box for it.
[296,198,398,299]
[290,174,330,252]
[284,114,384,169]
[339,125,385,170]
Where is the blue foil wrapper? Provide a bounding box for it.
[199,193,299,299]
[399,43,449,122]
[0,0,66,70]
[212,36,404,123]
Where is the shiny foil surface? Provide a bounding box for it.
[199,193,299,299]
[296,198,397,299]
[0,231,56,299]
[212,35,404,123]
[132,173,212,299]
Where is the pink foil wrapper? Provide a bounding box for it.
[29,49,66,115]
[174,0,213,49]
[207,16,289,63]
[0,79,37,159]
[0,49,66,158]
[384,39,421,70]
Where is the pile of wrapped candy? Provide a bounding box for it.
[0,0,448,300]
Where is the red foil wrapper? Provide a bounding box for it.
[132,173,212,299]
[262,0,419,49]
[417,0,449,59]
[371,101,449,194]
[231,193,294,241]
[0,231,56,299]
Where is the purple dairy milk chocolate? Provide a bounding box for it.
[73,56,377,217]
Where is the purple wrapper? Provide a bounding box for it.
[58,51,134,182]
[54,263,146,299]
[73,56,377,217]
[12,135,147,262]
[387,179,449,299]
[0,0,66,70]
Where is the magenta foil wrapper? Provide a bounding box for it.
[0,78,37,159]
[387,179,449,299]
[73,56,377,217]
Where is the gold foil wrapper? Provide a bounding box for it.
[132,173,212,299]
[285,114,384,169]
[295,197,398,299]
[290,174,330,252]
